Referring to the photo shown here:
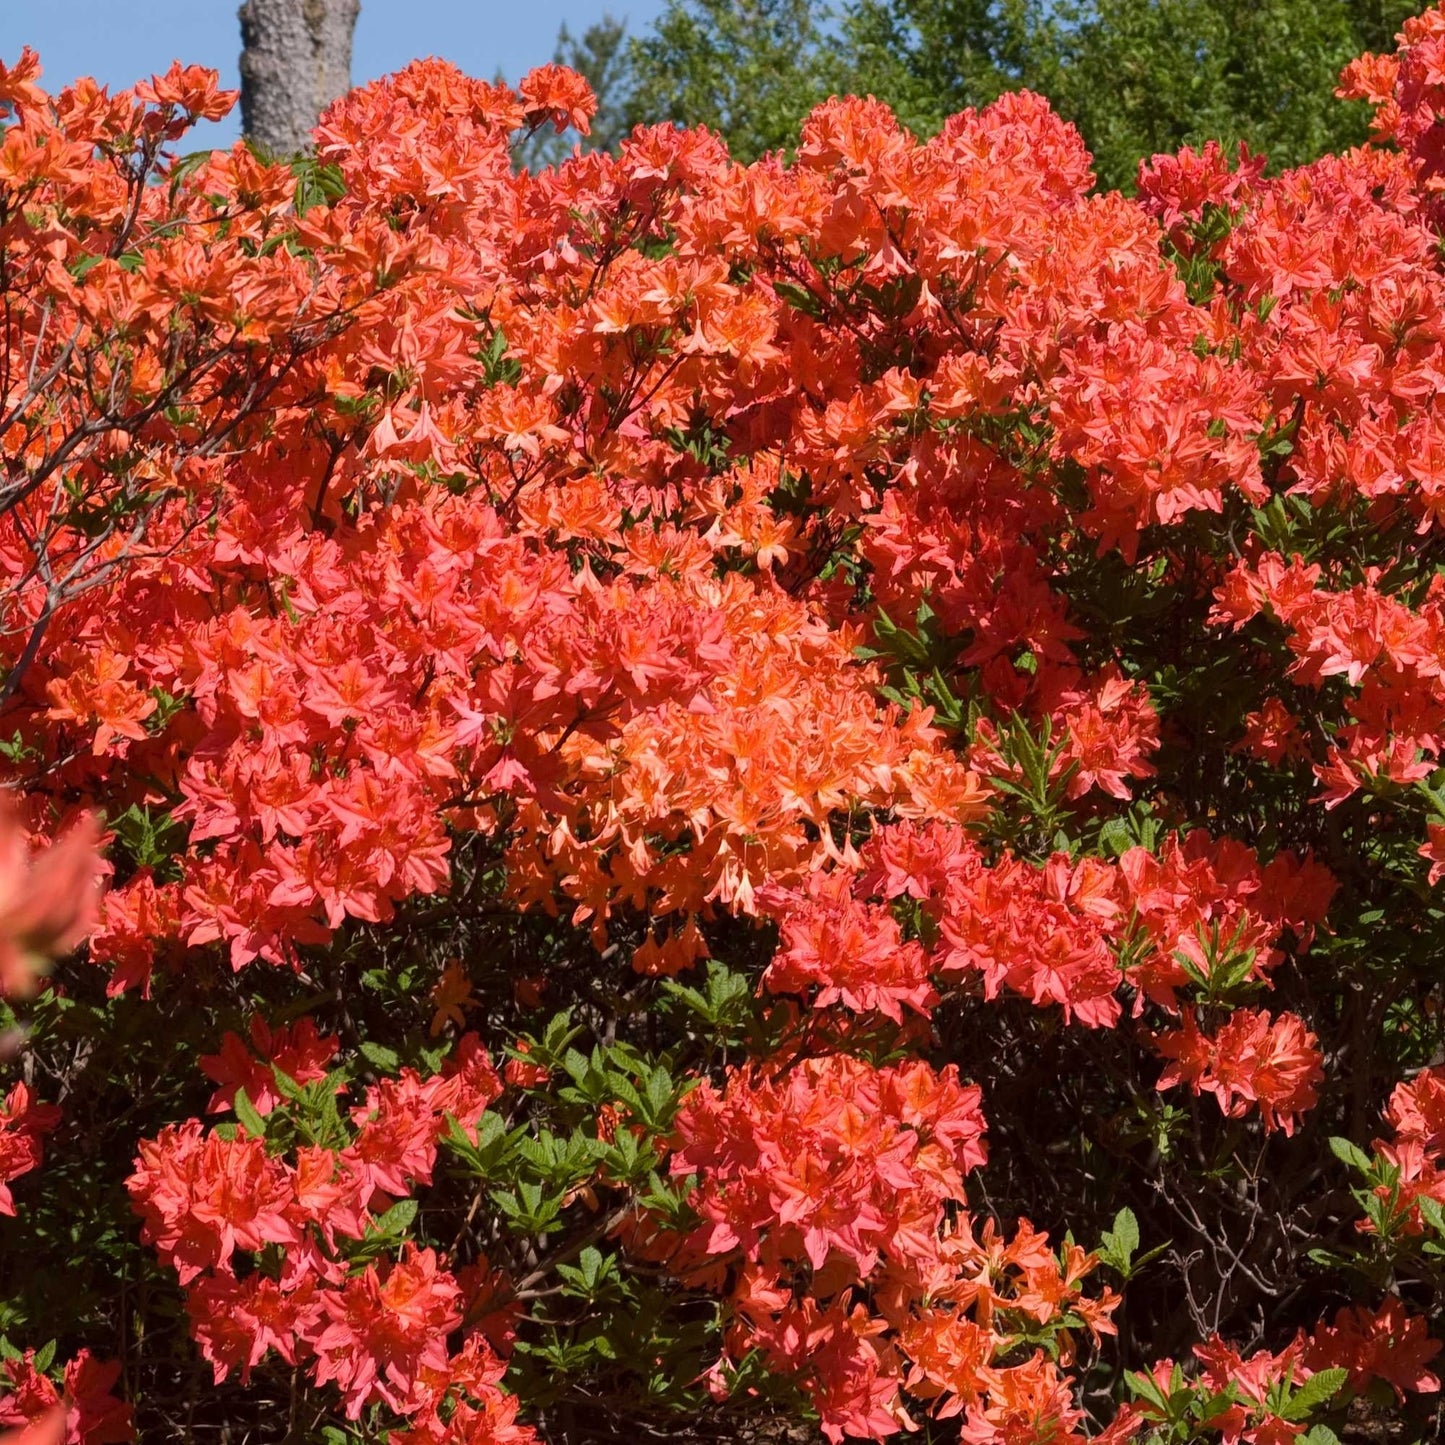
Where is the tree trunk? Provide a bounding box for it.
[238,0,360,156]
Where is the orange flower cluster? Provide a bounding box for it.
[760,821,1331,1130]
[1368,1064,1445,1231]
[1131,1305,1441,1445]
[0,1083,58,1218]
[4,2,1445,1438]
[1213,554,1445,806]
[653,1053,1120,1441]
[126,1034,528,1440]
[0,1353,130,1445]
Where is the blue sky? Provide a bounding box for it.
[1,1,669,146]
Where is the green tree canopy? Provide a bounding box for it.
[624,0,838,162]
[846,0,1421,189]
[548,0,1423,189]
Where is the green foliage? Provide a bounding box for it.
[107,804,188,883]
[859,0,1422,188]
[1096,1206,1140,1275]
[624,0,841,162]
[846,0,1423,189]
[1013,0,1417,191]
[555,0,1422,190]
[290,157,347,215]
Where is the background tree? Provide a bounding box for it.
[578,0,1423,189]
[845,0,1422,189]
[238,0,360,155]
[621,0,837,162]
[837,0,1032,136]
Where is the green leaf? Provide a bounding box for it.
[1418,1195,1445,1235]
[358,1040,401,1074]
[479,327,523,388]
[167,149,214,194]
[1282,1368,1348,1420]
[1099,1206,1140,1273]
[0,732,35,765]
[1328,1136,1373,1173]
[645,1066,675,1118]
[613,1070,650,1114]
[109,803,189,873]
[270,1062,307,1103]
[1125,1368,1170,1413]
[370,1198,419,1237]
[291,157,347,214]
[772,279,824,318]
[540,1010,580,1057]
[67,253,107,282]
[233,1087,268,1140]
[562,1047,592,1088]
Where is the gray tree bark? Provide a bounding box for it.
[238,0,360,155]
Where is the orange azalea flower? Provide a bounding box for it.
[428,959,477,1036]
[0,809,103,996]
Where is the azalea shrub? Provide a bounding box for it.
[2,11,1445,1444]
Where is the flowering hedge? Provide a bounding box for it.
[1,11,1445,1444]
